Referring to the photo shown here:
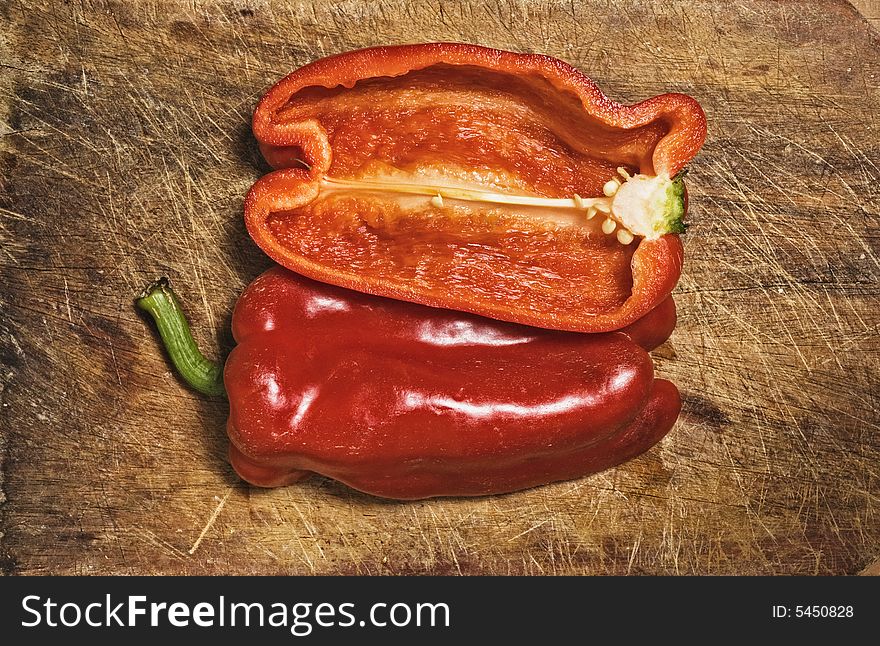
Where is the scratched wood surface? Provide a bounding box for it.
[1,0,878,575]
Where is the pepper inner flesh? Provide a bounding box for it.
[264,63,676,317]
[279,64,670,191]
[266,195,637,314]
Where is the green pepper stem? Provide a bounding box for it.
[136,278,226,397]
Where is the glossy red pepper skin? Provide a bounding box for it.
[224,267,680,500]
[245,43,705,333]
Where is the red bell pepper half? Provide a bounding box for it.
[223,267,680,499]
[137,267,680,500]
[245,43,706,332]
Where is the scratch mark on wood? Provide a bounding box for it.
[62,276,72,323]
[188,486,232,555]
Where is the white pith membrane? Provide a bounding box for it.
[319,167,676,243]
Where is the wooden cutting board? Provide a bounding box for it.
[1,0,878,575]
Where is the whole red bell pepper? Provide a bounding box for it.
[138,267,680,500]
[245,43,706,333]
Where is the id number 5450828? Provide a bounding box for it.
[795,606,853,618]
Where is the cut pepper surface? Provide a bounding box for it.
[245,43,706,332]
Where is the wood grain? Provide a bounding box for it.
[1,0,878,575]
